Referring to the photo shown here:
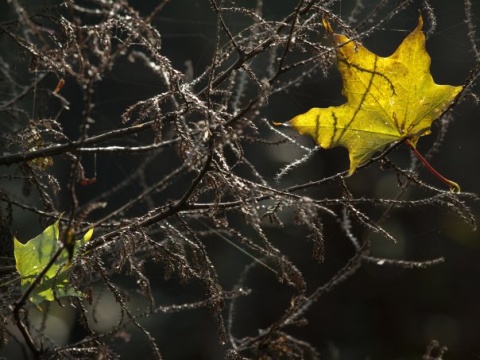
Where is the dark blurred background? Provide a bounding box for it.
[1,0,480,359]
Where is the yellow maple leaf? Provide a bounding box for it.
[282,16,462,177]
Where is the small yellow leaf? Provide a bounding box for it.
[283,16,462,175]
[83,227,94,242]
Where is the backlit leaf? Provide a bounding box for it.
[14,220,93,306]
[281,16,462,176]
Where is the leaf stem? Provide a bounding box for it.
[406,140,460,193]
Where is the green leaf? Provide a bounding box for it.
[14,220,93,306]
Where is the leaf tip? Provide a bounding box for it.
[346,165,357,177]
[83,228,94,242]
[416,14,424,32]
